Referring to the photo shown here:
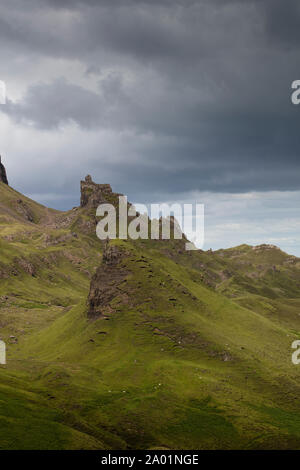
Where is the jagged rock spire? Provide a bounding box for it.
[0,156,8,185]
[80,175,112,208]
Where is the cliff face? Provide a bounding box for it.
[0,158,8,185]
[87,239,129,318]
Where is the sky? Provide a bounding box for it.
[0,0,300,253]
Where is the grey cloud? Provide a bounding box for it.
[4,79,108,129]
[0,1,260,64]
[0,0,300,202]
[1,1,299,66]
[261,0,300,47]
[3,68,300,196]
[42,0,201,8]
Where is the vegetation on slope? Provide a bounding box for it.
[0,181,300,449]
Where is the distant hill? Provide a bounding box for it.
[1,176,300,449]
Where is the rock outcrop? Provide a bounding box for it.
[0,157,8,185]
[80,175,113,208]
[15,199,35,222]
[87,239,129,318]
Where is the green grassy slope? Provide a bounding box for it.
[1,182,300,449]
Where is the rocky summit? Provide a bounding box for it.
[1,175,300,449]
[0,157,8,185]
[80,174,113,208]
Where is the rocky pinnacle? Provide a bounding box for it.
[0,156,8,185]
[80,174,112,208]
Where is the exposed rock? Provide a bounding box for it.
[43,232,78,247]
[74,215,97,235]
[15,199,35,223]
[102,239,124,265]
[158,215,186,240]
[15,257,36,276]
[221,352,232,362]
[252,244,279,251]
[87,239,129,318]
[0,156,8,185]
[9,336,18,344]
[284,257,297,265]
[219,269,233,281]
[80,175,113,208]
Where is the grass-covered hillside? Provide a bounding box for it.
[1,180,300,449]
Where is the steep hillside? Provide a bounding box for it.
[1,178,300,449]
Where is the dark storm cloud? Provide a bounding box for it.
[261,0,300,46]
[42,0,201,8]
[0,1,224,62]
[1,0,300,198]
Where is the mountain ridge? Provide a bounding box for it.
[0,178,300,449]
